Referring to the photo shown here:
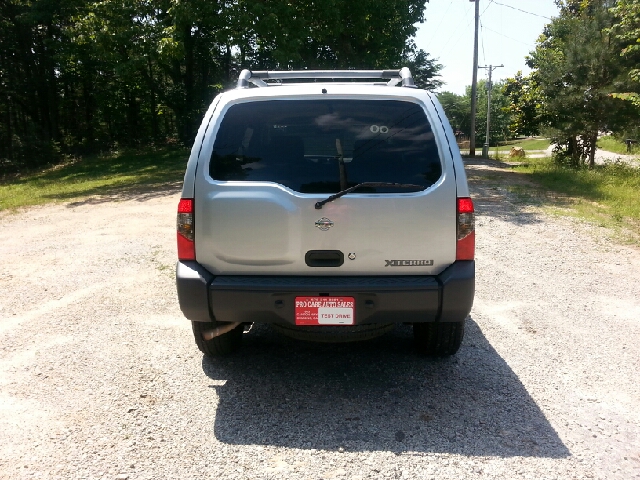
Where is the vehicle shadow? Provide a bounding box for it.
[201,318,570,458]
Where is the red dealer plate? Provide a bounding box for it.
[295,297,355,326]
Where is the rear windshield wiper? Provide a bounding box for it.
[315,182,426,209]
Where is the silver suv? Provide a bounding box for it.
[176,68,475,357]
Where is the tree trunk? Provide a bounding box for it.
[5,95,13,161]
[588,132,597,169]
[82,73,94,150]
[183,24,195,144]
[223,44,232,84]
[147,57,159,141]
[568,136,579,167]
[45,21,60,145]
[125,87,140,145]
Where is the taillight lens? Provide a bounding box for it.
[457,197,475,261]
[177,198,195,260]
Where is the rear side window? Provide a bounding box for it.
[209,99,441,193]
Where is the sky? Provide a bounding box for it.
[414,0,560,95]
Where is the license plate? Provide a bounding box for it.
[295,296,355,326]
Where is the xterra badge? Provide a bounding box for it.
[385,259,434,267]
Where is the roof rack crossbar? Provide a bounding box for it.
[237,68,415,89]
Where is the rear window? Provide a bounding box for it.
[209,99,442,193]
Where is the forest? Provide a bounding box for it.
[0,0,444,172]
[2,0,640,172]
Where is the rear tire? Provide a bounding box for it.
[191,321,243,357]
[413,321,465,356]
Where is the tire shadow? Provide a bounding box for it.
[201,318,570,458]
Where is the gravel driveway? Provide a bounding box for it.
[539,145,640,167]
[1,161,639,480]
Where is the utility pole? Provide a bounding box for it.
[469,0,480,157]
[479,64,503,158]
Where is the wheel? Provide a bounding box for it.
[413,321,465,356]
[270,323,394,343]
[191,320,243,357]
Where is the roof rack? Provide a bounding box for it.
[237,68,416,89]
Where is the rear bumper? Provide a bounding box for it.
[176,261,474,325]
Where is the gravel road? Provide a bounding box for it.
[539,146,640,167]
[1,160,639,480]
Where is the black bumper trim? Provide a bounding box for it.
[176,261,474,325]
[176,261,214,323]
[439,260,475,322]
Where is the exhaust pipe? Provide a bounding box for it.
[201,322,242,341]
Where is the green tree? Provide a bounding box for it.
[405,49,443,90]
[609,0,640,107]
[0,0,441,171]
[438,81,513,146]
[529,0,636,167]
[0,0,78,168]
[237,0,426,70]
[438,91,471,135]
[474,79,512,145]
[503,71,542,137]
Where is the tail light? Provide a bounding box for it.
[177,198,195,260]
[456,197,475,261]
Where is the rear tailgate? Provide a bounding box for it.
[194,177,456,276]
[193,92,458,276]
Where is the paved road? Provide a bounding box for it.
[485,145,640,166]
[530,146,640,166]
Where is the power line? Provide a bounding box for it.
[433,6,475,59]
[432,0,493,63]
[426,0,455,47]
[481,25,536,47]
[480,20,487,65]
[469,0,480,157]
[479,0,496,67]
[490,1,552,20]
[480,0,494,18]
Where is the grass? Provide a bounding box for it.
[511,157,640,242]
[4,144,639,245]
[488,136,640,156]
[597,135,640,156]
[494,138,552,152]
[0,147,188,211]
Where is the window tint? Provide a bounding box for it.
[209,99,441,193]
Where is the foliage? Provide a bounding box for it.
[494,138,552,151]
[438,79,512,146]
[437,91,471,136]
[241,0,426,70]
[475,79,512,145]
[597,134,640,154]
[503,72,542,137]
[527,0,640,168]
[0,0,438,172]
[405,49,444,90]
[609,0,640,107]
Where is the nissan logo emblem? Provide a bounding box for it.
[315,217,334,231]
